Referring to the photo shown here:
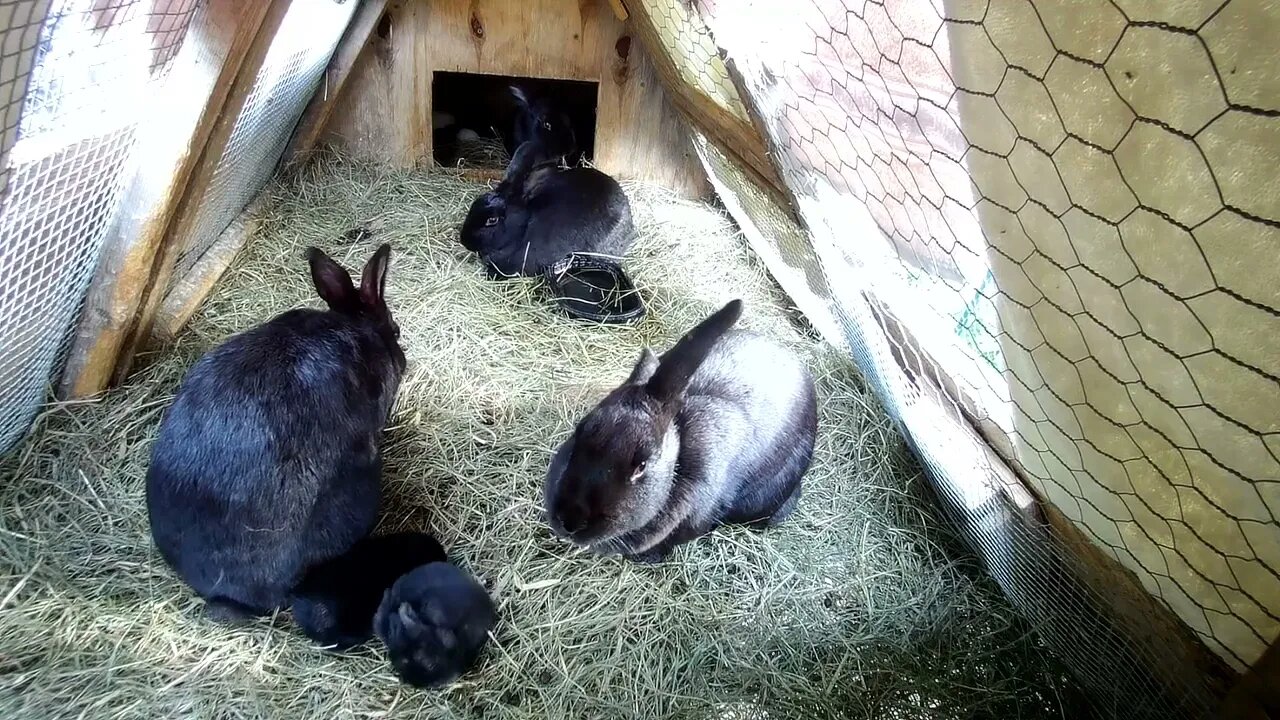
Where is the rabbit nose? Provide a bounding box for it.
[558,499,590,535]
[561,511,587,535]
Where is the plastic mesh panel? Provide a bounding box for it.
[647,0,1280,717]
[0,0,197,453]
[170,0,358,282]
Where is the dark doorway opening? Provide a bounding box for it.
[431,72,598,170]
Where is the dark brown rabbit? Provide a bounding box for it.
[146,245,406,622]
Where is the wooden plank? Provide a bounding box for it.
[108,0,295,387]
[623,0,783,198]
[58,0,285,399]
[151,194,269,342]
[391,0,430,166]
[281,0,394,169]
[0,0,54,199]
[323,0,708,197]
[606,0,629,22]
[413,0,614,81]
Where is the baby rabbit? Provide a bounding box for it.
[375,562,496,688]
[508,84,577,166]
[544,300,817,562]
[291,532,446,651]
[459,141,635,278]
[146,245,406,622]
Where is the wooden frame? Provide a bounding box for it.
[59,0,293,398]
[145,0,396,343]
[321,0,709,197]
[151,194,269,342]
[281,0,395,169]
[110,0,294,387]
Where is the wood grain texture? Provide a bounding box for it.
[281,0,394,169]
[108,0,294,387]
[58,0,281,398]
[152,194,269,342]
[323,0,707,197]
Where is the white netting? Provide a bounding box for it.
[170,0,358,281]
[0,0,197,452]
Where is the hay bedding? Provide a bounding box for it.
[0,157,1090,719]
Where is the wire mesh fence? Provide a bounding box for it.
[169,0,358,283]
[0,0,198,453]
[648,0,1279,717]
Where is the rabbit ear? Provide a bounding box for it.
[397,602,422,632]
[646,300,743,405]
[500,142,537,190]
[627,348,660,385]
[509,84,530,107]
[359,243,392,306]
[308,247,358,312]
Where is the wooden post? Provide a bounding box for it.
[58,0,292,398]
[150,194,269,342]
[622,0,786,203]
[605,0,629,22]
[280,0,394,169]
[107,0,294,386]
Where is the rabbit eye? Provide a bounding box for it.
[484,216,499,227]
[629,461,647,484]
[542,121,552,131]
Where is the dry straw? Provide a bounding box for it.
[0,157,1086,719]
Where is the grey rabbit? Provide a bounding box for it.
[459,140,635,278]
[146,244,406,622]
[375,562,496,688]
[543,300,817,562]
[291,531,446,650]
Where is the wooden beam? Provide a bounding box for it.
[150,194,269,342]
[622,0,785,201]
[110,0,294,386]
[58,0,290,399]
[606,0,629,22]
[281,0,394,170]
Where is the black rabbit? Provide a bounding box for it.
[146,245,406,622]
[459,141,635,278]
[291,532,446,650]
[543,300,818,563]
[375,562,496,688]
[508,84,577,166]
